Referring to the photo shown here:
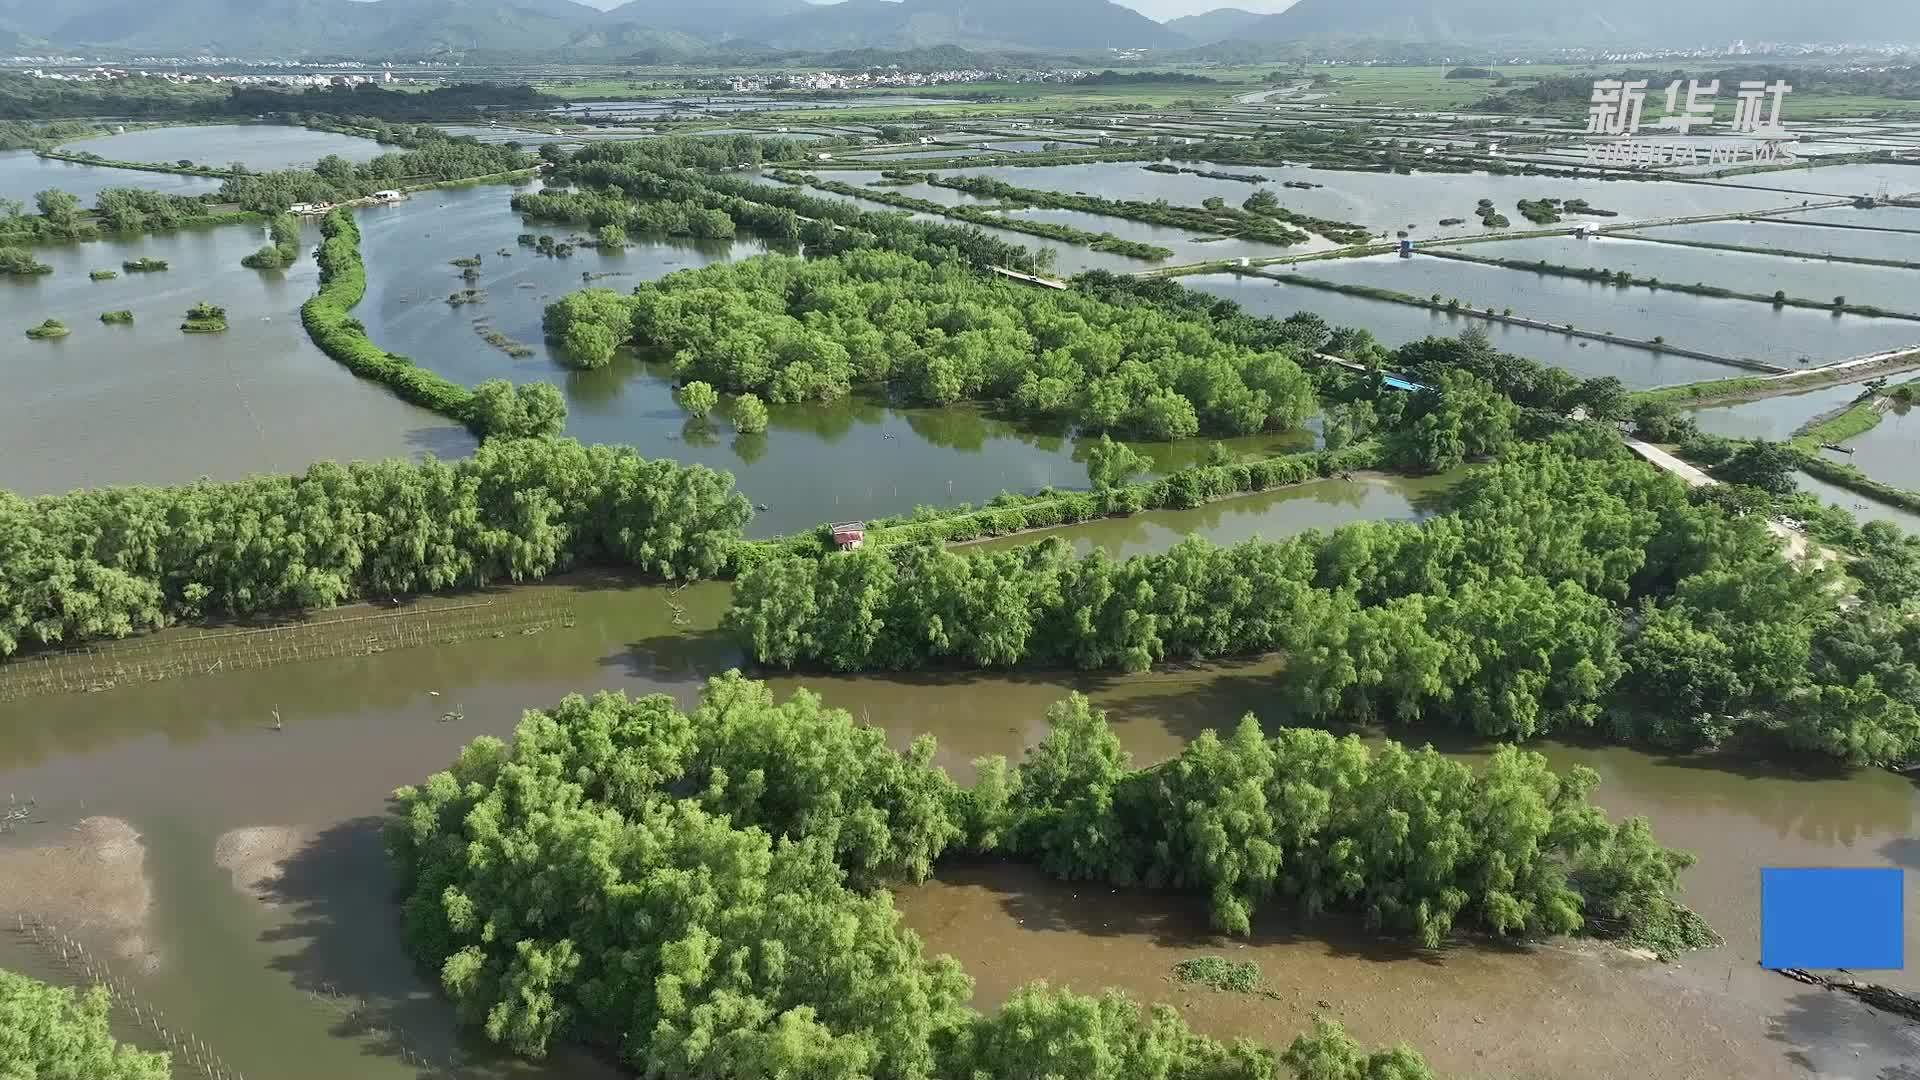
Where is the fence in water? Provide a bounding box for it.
[0,599,576,702]
[6,912,476,1079]
[8,913,245,1080]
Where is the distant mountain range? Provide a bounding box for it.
[1233,0,1920,46]
[0,0,1181,57]
[4,0,1916,59]
[1163,7,1270,44]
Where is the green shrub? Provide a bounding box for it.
[99,309,134,324]
[733,392,769,433]
[0,247,53,275]
[24,318,69,339]
[0,969,170,1080]
[678,380,719,418]
[180,301,228,333]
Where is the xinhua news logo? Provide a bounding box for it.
[1583,79,1796,169]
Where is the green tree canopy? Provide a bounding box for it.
[0,969,171,1080]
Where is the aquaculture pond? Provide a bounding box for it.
[1625,218,1920,263]
[0,148,224,203]
[352,182,1315,535]
[935,161,1814,239]
[1686,379,1875,441]
[1823,396,1920,492]
[966,472,1457,558]
[1444,233,1920,314]
[745,171,1178,275]
[1711,161,1920,198]
[0,564,1913,1080]
[1294,253,1920,366]
[1182,271,1742,388]
[806,169,1000,206]
[1794,469,1920,534]
[992,204,1329,262]
[847,147,1009,162]
[59,124,385,172]
[1777,204,1920,231]
[0,218,474,497]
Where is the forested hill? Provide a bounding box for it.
[0,0,1184,57]
[4,0,605,56]
[736,0,1185,52]
[1238,0,1920,45]
[1165,7,1272,44]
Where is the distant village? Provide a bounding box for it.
[710,68,1097,93]
[6,64,425,87]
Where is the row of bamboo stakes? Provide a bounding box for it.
[10,913,472,1079]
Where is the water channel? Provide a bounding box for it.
[0,557,1912,1080]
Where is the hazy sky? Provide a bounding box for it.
[569,0,1302,22]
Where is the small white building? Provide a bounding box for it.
[370,190,406,204]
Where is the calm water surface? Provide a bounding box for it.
[1454,233,1920,313]
[1627,218,1920,262]
[967,473,1456,558]
[1297,253,1920,366]
[0,148,224,203]
[0,219,473,496]
[61,124,385,172]
[1829,398,1920,492]
[1687,380,1871,441]
[1794,470,1920,533]
[1706,161,1920,198]
[938,162,1813,239]
[1183,271,1737,387]
[1779,204,1920,231]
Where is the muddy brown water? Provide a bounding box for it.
[0,541,1915,1078]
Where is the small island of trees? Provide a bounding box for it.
[180,301,229,333]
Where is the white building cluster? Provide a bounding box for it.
[720,68,1092,93]
[11,66,420,87]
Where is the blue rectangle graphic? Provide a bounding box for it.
[1761,868,1905,970]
